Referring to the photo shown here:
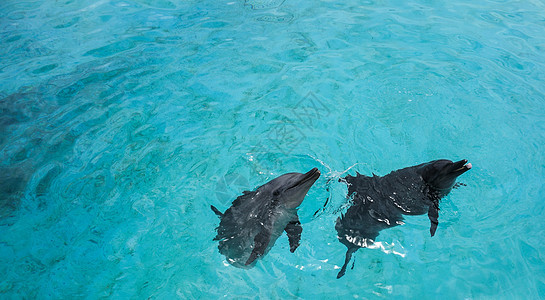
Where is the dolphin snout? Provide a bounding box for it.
[452,159,472,174]
[302,168,321,184]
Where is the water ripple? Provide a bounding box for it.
[1,0,545,298]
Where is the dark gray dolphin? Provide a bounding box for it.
[335,159,471,278]
[211,168,321,268]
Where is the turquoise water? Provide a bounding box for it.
[1,0,544,298]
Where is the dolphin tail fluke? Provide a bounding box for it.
[211,205,223,218]
[337,247,357,279]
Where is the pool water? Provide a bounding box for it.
[1,0,544,298]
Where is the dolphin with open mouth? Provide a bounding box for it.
[335,159,472,278]
[211,168,321,268]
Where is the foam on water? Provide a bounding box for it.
[1,0,544,298]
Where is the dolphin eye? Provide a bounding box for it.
[272,190,280,197]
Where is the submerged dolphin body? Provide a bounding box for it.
[211,168,320,268]
[335,159,472,278]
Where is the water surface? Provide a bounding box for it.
[1,0,544,298]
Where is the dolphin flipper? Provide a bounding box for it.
[246,229,272,265]
[428,202,439,237]
[284,216,302,253]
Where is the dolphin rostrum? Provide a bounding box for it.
[211,168,321,268]
[335,159,472,278]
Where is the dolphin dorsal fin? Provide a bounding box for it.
[210,205,223,218]
[453,182,467,189]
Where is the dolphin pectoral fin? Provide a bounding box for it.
[210,205,223,218]
[285,217,302,253]
[337,247,357,279]
[428,203,439,237]
[246,229,271,265]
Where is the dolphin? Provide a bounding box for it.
[211,168,321,268]
[335,159,472,278]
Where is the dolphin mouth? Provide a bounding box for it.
[289,168,321,190]
[451,159,472,175]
